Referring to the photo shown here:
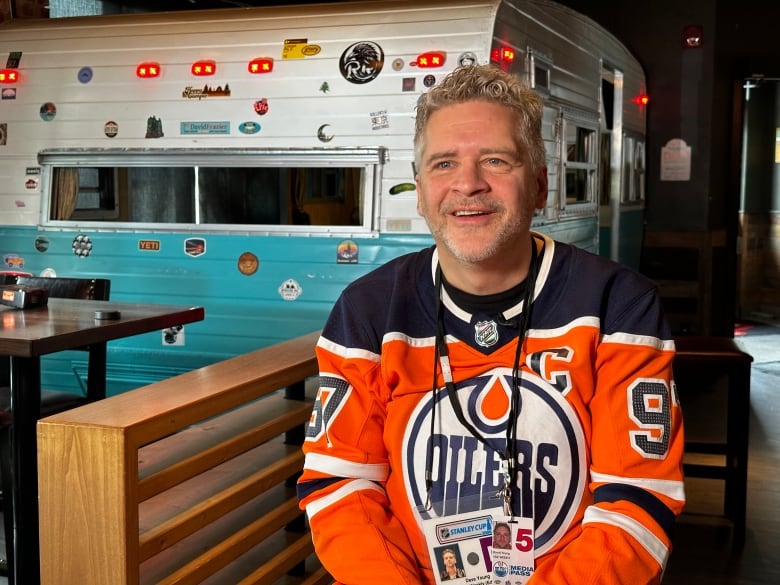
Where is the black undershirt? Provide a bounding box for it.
[440,273,527,318]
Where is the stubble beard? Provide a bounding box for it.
[428,207,531,264]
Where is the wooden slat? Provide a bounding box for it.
[237,532,316,585]
[139,447,304,560]
[138,393,314,500]
[153,498,305,585]
[297,566,335,585]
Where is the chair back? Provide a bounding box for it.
[13,276,110,301]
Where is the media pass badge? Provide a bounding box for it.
[422,508,535,584]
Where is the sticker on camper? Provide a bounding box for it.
[180,121,230,135]
[239,121,261,135]
[317,124,334,143]
[339,41,384,84]
[184,238,206,257]
[2,88,16,100]
[458,52,478,67]
[337,240,358,264]
[104,121,118,138]
[253,98,269,116]
[278,278,302,301]
[40,102,56,121]
[370,110,389,131]
[72,234,93,257]
[402,78,416,92]
[182,84,230,99]
[282,38,320,59]
[238,252,259,275]
[24,178,37,190]
[0,123,6,146]
[390,182,416,195]
[146,116,163,138]
[34,237,50,253]
[392,58,404,71]
[162,325,184,346]
[3,254,24,269]
[78,66,93,83]
[138,240,160,252]
[6,52,21,68]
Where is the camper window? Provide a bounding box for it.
[563,123,597,205]
[40,148,383,234]
[621,133,646,204]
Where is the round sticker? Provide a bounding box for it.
[72,234,93,257]
[239,121,261,134]
[104,120,118,138]
[253,98,269,115]
[78,67,93,83]
[238,252,259,275]
[339,41,384,84]
[40,102,56,121]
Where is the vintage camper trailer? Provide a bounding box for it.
[0,0,647,393]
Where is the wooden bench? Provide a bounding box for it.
[37,330,333,585]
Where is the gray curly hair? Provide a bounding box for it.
[414,64,546,173]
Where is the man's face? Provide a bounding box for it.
[443,552,456,567]
[416,100,547,267]
[494,525,511,549]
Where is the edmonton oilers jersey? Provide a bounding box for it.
[298,233,685,585]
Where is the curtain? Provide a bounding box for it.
[51,167,79,220]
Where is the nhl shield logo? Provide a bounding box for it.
[474,320,499,347]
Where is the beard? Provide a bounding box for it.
[423,199,533,264]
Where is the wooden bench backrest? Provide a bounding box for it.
[37,330,332,585]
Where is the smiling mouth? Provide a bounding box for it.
[453,209,488,217]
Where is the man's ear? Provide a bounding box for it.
[415,175,423,215]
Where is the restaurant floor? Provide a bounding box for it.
[0,323,777,584]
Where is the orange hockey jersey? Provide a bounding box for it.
[298,234,685,585]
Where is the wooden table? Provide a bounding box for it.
[0,298,205,585]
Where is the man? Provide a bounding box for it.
[493,522,513,550]
[298,64,685,584]
[439,548,466,581]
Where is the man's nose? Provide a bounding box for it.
[452,161,490,194]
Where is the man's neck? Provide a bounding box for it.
[437,236,535,295]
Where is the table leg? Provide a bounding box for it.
[86,342,107,401]
[9,355,41,585]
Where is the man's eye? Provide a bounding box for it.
[434,160,453,170]
[482,158,513,172]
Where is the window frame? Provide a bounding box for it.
[557,108,600,216]
[38,147,386,236]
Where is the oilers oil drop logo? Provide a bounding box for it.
[402,367,586,555]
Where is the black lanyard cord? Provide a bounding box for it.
[425,237,542,512]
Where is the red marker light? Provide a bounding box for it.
[248,58,274,74]
[632,94,650,106]
[490,46,516,71]
[415,52,446,68]
[136,62,161,78]
[0,69,19,83]
[191,60,216,76]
